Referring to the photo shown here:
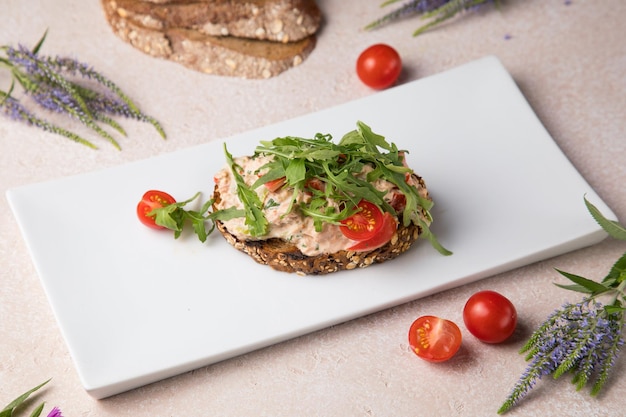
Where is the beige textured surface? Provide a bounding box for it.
[1,1,625,416]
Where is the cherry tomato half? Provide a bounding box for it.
[340,200,384,241]
[356,44,402,90]
[137,190,176,229]
[347,212,397,251]
[408,316,462,362]
[463,290,517,344]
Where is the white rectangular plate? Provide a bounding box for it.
[7,56,616,399]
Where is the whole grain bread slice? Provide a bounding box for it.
[102,0,317,78]
[112,0,321,42]
[215,217,423,275]
[211,175,431,275]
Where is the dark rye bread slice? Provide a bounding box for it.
[102,0,317,78]
[111,0,322,42]
[212,176,430,275]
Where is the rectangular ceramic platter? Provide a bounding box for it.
[7,56,616,399]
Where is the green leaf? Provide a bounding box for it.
[604,304,626,314]
[149,192,223,242]
[416,218,452,256]
[32,30,48,54]
[554,268,611,295]
[1,379,50,414]
[208,206,245,222]
[285,158,306,185]
[603,252,626,284]
[28,402,45,417]
[224,144,268,236]
[584,196,626,240]
[553,283,594,294]
[152,204,183,231]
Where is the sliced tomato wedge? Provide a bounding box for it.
[264,176,287,192]
[347,212,397,251]
[305,177,325,191]
[340,200,384,241]
[408,316,462,363]
[388,192,407,213]
[137,190,176,229]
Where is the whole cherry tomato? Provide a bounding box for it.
[136,190,176,229]
[408,315,462,362]
[356,44,402,89]
[463,290,517,343]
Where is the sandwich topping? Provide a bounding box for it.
[212,121,450,257]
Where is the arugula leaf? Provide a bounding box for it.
[245,121,452,255]
[149,190,246,243]
[285,158,306,185]
[416,217,453,256]
[150,192,215,242]
[224,144,268,236]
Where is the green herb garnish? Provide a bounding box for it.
[224,144,270,237]
[245,121,450,255]
[150,192,243,242]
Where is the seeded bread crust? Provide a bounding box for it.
[212,175,430,275]
[110,0,322,43]
[101,0,317,78]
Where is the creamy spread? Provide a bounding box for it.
[213,154,426,257]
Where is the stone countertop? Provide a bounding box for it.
[1,1,625,416]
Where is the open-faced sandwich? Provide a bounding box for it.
[138,121,450,275]
[210,121,450,274]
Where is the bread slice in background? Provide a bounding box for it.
[111,0,321,42]
[102,0,317,78]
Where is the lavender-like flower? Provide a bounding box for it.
[498,300,624,413]
[1,90,97,149]
[0,31,165,149]
[498,197,626,414]
[366,0,500,36]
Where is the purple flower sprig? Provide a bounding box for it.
[1,379,63,417]
[365,0,501,36]
[0,30,165,150]
[498,196,626,414]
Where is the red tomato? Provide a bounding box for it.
[348,212,397,251]
[356,44,402,89]
[340,200,384,241]
[305,177,325,192]
[136,190,176,229]
[463,290,517,343]
[388,192,407,213]
[264,177,287,192]
[408,316,462,362]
